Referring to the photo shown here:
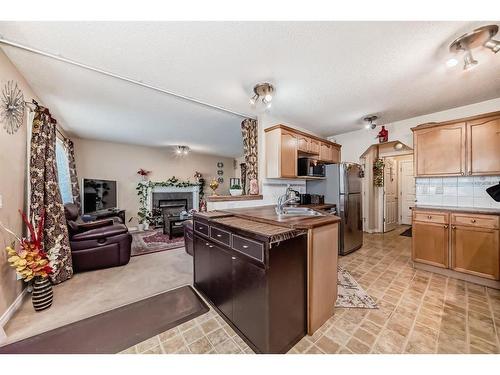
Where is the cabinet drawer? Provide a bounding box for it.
[413,211,449,224]
[194,221,209,236]
[210,226,231,246]
[451,213,499,229]
[232,234,265,262]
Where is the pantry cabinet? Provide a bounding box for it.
[265,124,341,178]
[412,111,500,177]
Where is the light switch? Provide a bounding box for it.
[0,193,3,208]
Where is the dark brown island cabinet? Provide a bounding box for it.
[192,213,308,354]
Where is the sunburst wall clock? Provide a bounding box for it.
[1,80,25,135]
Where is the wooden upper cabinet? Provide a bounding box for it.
[412,111,500,177]
[467,114,500,176]
[280,130,298,178]
[265,124,341,178]
[297,134,312,153]
[413,122,466,177]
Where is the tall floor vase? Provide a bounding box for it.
[32,277,53,312]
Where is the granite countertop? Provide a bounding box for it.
[219,205,341,229]
[414,205,500,216]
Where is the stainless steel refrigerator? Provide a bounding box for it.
[307,162,363,255]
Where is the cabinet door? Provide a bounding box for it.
[309,139,320,155]
[280,131,297,178]
[467,114,500,176]
[451,225,500,280]
[319,143,332,162]
[193,235,212,298]
[331,145,340,163]
[412,221,449,268]
[209,243,234,319]
[232,256,268,352]
[413,122,466,176]
[297,135,311,152]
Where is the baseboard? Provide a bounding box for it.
[0,288,28,329]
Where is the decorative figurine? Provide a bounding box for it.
[249,178,259,195]
[209,178,219,196]
[377,125,388,143]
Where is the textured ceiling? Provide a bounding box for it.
[1,21,499,156]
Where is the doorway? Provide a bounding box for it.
[383,157,398,232]
[398,159,415,225]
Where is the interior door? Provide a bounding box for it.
[384,158,398,232]
[399,159,415,225]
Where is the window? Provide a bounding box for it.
[55,138,73,204]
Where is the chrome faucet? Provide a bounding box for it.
[276,186,299,215]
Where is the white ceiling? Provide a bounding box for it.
[1,21,500,157]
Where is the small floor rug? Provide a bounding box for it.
[400,226,412,237]
[0,285,208,354]
[336,266,378,309]
[131,228,184,257]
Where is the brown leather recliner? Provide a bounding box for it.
[64,204,132,273]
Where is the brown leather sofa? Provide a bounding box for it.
[64,204,132,273]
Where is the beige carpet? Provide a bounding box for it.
[3,247,192,345]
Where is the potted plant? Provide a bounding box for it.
[137,168,151,181]
[137,207,152,231]
[0,210,55,312]
[229,184,243,196]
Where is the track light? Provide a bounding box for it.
[250,83,274,110]
[176,145,190,155]
[449,24,500,70]
[363,116,378,130]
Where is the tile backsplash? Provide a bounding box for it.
[416,176,500,209]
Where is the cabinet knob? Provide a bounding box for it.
[444,225,448,229]
[208,245,214,248]
[427,215,432,219]
[231,257,236,260]
[242,245,249,249]
[461,172,464,176]
[216,234,222,237]
[471,219,476,223]
[452,226,456,229]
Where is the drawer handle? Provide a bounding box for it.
[198,226,204,230]
[208,245,214,248]
[427,215,432,219]
[242,245,249,249]
[471,219,476,223]
[231,257,236,260]
[216,234,222,237]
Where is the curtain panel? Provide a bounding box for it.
[65,139,81,211]
[241,118,258,193]
[30,107,73,284]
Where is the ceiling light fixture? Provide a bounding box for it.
[250,83,275,110]
[445,57,458,67]
[176,145,190,155]
[449,24,500,70]
[363,115,378,130]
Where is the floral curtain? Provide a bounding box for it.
[65,138,81,212]
[241,118,258,193]
[30,107,73,284]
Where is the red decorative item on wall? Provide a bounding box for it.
[377,126,388,143]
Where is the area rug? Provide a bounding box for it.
[0,285,208,354]
[335,266,378,309]
[131,228,184,257]
[400,226,412,237]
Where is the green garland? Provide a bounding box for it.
[136,177,199,224]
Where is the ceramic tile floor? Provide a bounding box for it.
[122,226,500,354]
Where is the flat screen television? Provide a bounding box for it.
[82,178,117,214]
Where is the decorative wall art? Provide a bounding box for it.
[217,170,224,176]
[217,162,224,168]
[1,80,25,135]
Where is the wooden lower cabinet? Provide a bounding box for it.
[451,225,500,280]
[412,221,449,268]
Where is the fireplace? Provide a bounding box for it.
[146,185,200,227]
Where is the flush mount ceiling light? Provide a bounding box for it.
[249,83,274,110]
[363,115,378,130]
[449,24,500,70]
[176,145,190,155]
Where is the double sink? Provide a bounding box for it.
[277,207,324,217]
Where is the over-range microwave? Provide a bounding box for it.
[297,158,326,177]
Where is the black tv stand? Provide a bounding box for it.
[90,209,126,224]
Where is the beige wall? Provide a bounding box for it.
[73,138,236,226]
[0,49,40,318]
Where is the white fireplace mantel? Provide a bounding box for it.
[146,184,200,212]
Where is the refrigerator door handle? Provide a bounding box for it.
[344,193,348,220]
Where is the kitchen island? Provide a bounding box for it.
[192,206,340,353]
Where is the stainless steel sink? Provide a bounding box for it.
[277,207,324,216]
